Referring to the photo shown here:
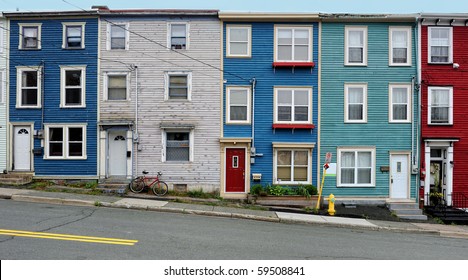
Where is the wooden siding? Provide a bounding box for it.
[421,25,468,196]
[223,22,320,187]
[9,18,98,176]
[321,22,418,198]
[100,16,221,190]
[0,19,6,171]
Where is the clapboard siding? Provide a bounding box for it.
[0,19,6,172]
[223,22,319,186]
[8,17,98,176]
[100,15,221,189]
[321,22,418,197]
[421,25,468,196]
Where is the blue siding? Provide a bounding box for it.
[321,22,418,198]
[223,22,319,186]
[9,18,98,176]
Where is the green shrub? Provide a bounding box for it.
[267,185,287,196]
[250,184,264,196]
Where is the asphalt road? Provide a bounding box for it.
[0,199,467,260]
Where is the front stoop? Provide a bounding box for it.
[387,202,428,221]
[98,177,131,195]
[0,173,33,185]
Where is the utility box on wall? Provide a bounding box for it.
[252,173,262,181]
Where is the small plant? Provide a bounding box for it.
[85,181,98,189]
[304,207,312,213]
[250,184,264,196]
[267,185,287,196]
[94,201,102,207]
[433,217,444,224]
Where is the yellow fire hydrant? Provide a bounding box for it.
[328,194,336,216]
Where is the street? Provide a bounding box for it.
[0,199,467,259]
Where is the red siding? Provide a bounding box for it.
[421,26,468,196]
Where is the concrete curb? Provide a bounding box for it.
[11,195,96,207]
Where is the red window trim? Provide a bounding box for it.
[272,124,315,129]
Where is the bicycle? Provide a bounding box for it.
[129,170,168,196]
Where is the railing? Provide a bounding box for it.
[452,192,468,209]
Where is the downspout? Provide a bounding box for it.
[416,15,423,203]
[250,77,256,155]
[40,61,45,132]
[134,65,138,179]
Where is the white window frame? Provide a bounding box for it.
[16,66,42,108]
[337,147,375,187]
[62,22,85,49]
[167,22,189,50]
[107,22,129,51]
[344,83,367,123]
[274,25,313,63]
[428,86,453,125]
[273,148,312,185]
[60,66,86,108]
[44,124,87,160]
[389,83,412,123]
[389,26,412,66]
[274,87,312,124]
[18,23,42,50]
[162,129,194,162]
[104,72,130,101]
[345,26,367,66]
[428,26,453,64]
[226,25,251,58]
[164,71,192,101]
[226,86,251,124]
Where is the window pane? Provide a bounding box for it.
[294,30,309,44]
[278,106,292,121]
[166,132,189,161]
[294,91,308,105]
[22,71,37,87]
[230,89,247,104]
[66,71,81,86]
[230,28,248,41]
[230,42,248,55]
[69,128,83,141]
[349,48,363,63]
[66,89,81,105]
[108,89,126,100]
[431,90,449,106]
[111,25,125,37]
[357,168,371,184]
[49,128,63,141]
[341,152,355,167]
[294,151,308,165]
[349,30,363,46]
[277,167,291,181]
[171,24,186,37]
[393,48,407,63]
[67,26,82,47]
[68,143,83,156]
[277,151,291,165]
[111,38,126,49]
[393,105,407,120]
[358,152,371,167]
[49,143,63,156]
[431,108,449,123]
[341,168,355,184]
[278,45,292,60]
[22,89,38,105]
[293,167,307,181]
[294,45,309,61]
[392,31,407,47]
[294,106,308,121]
[230,106,247,121]
[278,90,292,104]
[108,76,126,100]
[278,29,292,44]
[349,104,363,120]
[23,27,38,48]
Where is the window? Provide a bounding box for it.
[165,72,191,100]
[428,87,453,125]
[275,26,312,62]
[389,84,411,123]
[16,67,41,108]
[164,131,192,162]
[108,23,128,50]
[338,148,375,187]
[345,26,367,66]
[389,27,411,66]
[226,25,251,57]
[19,24,41,50]
[274,88,312,124]
[105,73,128,101]
[62,23,85,49]
[274,149,311,184]
[45,125,86,159]
[169,23,188,50]
[226,87,251,124]
[344,84,367,123]
[60,66,86,108]
[428,27,452,63]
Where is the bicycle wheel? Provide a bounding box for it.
[152,181,168,196]
[129,177,145,193]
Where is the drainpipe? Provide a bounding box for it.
[416,15,423,202]
[40,61,45,132]
[250,78,256,159]
[134,65,139,179]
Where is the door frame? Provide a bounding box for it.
[224,147,248,194]
[107,129,128,177]
[103,128,133,179]
[389,152,410,199]
[9,123,34,172]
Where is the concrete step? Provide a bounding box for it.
[393,208,425,215]
[0,174,33,185]
[387,202,419,210]
[398,214,428,221]
[387,202,428,221]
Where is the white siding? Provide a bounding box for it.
[0,18,7,172]
[99,16,221,191]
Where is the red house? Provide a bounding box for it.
[420,14,468,208]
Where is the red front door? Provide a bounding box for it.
[226,148,245,193]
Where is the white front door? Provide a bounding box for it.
[390,154,409,199]
[108,130,127,176]
[13,126,31,171]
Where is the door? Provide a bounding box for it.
[13,126,31,171]
[390,154,409,199]
[226,148,245,193]
[108,130,127,176]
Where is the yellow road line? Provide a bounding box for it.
[0,229,138,246]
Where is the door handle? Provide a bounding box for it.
[391,177,393,184]
[243,171,245,179]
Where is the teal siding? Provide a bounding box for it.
[321,22,418,198]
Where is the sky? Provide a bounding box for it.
[2,0,468,14]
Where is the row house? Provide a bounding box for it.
[5,10,99,177]
[320,14,419,203]
[0,14,6,172]
[420,14,468,206]
[219,12,320,198]
[98,8,221,192]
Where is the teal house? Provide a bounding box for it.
[320,14,420,205]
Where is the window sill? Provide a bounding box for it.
[337,185,375,188]
[272,62,315,68]
[272,124,315,129]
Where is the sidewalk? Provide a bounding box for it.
[1,187,468,239]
